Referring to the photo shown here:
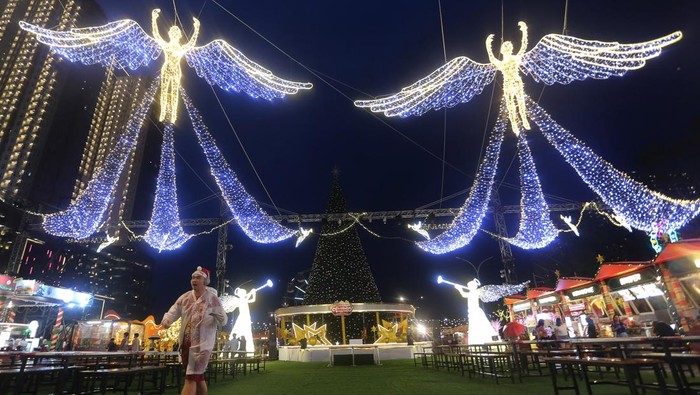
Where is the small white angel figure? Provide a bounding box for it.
[227,287,256,355]
[449,279,528,345]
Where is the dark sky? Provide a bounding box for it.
[92,0,700,321]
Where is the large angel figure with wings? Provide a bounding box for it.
[356,23,698,254]
[20,10,311,250]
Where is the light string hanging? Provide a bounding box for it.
[503,131,558,249]
[22,10,313,249]
[527,97,700,235]
[355,22,686,254]
[415,101,507,254]
[143,124,192,251]
[182,90,297,243]
[42,80,159,238]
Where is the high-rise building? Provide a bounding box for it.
[0,0,91,200]
[15,237,153,320]
[72,67,151,239]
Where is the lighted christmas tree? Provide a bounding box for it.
[303,171,381,342]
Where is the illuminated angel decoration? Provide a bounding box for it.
[223,287,256,355]
[438,276,527,345]
[221,280,271,355]
[356,22,695,254]
[20,9,312,250]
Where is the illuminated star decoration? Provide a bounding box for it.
[355,22,691,253]
[560,215,580,237]
[374,322,400,344]
[21,9,312,250]
[407,221,430,240]
[292,322,332,346]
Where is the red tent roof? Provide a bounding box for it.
[555,277,594,292]
[594,262,650,282]
[526,287,554,299]
[654,239,700,264]
[504,295,526,305]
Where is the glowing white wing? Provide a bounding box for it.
[19,20,161,70]
[354,56,497,117]
[520,31,682,85]
[479,282,529,303]
[185,40,312,100]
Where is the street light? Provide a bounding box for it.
[455,256,493,280]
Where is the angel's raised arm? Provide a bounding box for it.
[185,18,200,50]
[517,22,528,56]
[486,34,499,65]
[151,8,164,44]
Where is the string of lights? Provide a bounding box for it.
[416,102,507,254]
[353,56,496,117]
[143,124,192,251]
[503,131,558,249]
[186,39,313,99]
[182,90,297,243]
[18,20,161,70]
[41,80,159,238]
[528,97,700,235]
[520,31,682,85]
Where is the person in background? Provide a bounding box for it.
[611,315,629,337]
[132,333,141,351]
[554,317,570,341]
[535,319,549,340]
[224,334,238,358]
[238,335,247,356]
[107,338,118,351]
[161,266,227,395]
[585,316,598,338]
[120,332,130,351]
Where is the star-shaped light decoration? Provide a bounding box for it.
[292,322,332,346]
[596,254,605,264]
[374,319,408,344]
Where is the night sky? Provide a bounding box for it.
[90,0,700,322]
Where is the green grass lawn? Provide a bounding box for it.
[188,359,644,395]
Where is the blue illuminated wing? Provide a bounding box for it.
[19,20,161,70]
[354,56,496,117]
[479,282,528,303]
[186,40,312,99]
[520,31,682,85]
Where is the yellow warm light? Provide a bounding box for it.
[152,9,198,123]
[486,22,529,135]
[291,322,332,346]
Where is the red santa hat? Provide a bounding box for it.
[192,266,211,285]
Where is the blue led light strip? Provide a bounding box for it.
[416,101,507,254]
[42,80,159,238]
[528,97,700,234]
[144,124,192,251]
[504,130,558,249]
[181,90,296,243]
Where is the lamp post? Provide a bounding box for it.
[455,256,493,280]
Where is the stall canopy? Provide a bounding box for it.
[654,239,700,264]
[594,262,650,282]
[526,288,554,299]
[555,277,594,292]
